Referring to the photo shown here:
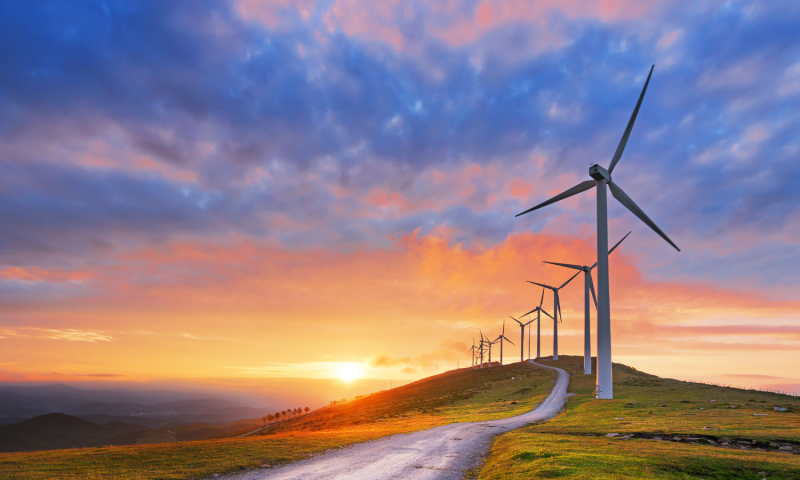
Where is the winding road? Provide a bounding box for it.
[217,360,570,480]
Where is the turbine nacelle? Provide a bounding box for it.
[589,164,611,182]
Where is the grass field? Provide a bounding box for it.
[479,355,800,479]
[0,361,554,479]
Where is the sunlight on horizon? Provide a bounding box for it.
[336,363,362,382]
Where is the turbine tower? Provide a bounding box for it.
[515,66,679,399]
[528,271,580,360]
[510,316,533,363]
[543,231,631,375]
[495,320,515,366]
[511,288,553,360]
[519,289,553,360]
[468,338,477,368]
[478,330,486,368]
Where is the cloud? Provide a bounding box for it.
[366,354,412,367]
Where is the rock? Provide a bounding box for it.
[673,437,682,441]
[721,443,730,446]
[615,417,625,420]
[737,440,751,444]
[653,436,663,440]
[707,439,718,445]
[754,413,768,416]
[755,448,765,451]
[730,405,737,409]
[757,472,766,477]
[621,435,633,440]
[606,433,620,437]
[720,438,732,444]
[779,446,793,451]
[769,443,779,448]
[685,437,700,441]
[774,407,789,412]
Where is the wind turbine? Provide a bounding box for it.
[510,316,532,363]
[543,231,631,375]
[519,289,553,360]
[479,330,495,368]
[468,339,477,368]
[515,65,679,399]
[528,271,580,360]
[495,320,515,366]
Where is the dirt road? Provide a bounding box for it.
[216,360,570,480]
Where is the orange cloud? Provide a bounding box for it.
[3,229,798,386]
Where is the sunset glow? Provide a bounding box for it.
[336,364,363,383]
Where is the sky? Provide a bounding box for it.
[1,0,800,406]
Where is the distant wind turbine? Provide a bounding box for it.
[516,65,679,399]
[543,231,631,375]
[468,338,477,368]
[528,271,580,360]
[518,289,553,360]
[495,320,515,366]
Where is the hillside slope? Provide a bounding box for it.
[479,355,800,480]
[0,360,555,479]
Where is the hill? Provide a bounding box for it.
[0,413,152,452]
[0,360,554,479]
[479,356,800,479]
[1,359,797,480]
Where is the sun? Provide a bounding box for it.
[336,363,361,382]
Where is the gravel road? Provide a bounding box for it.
[215,360,570,480]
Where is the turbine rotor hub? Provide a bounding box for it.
[589,164,611,182]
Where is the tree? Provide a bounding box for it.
[304,407,310,413]
[267,414,274,423]
[262,416,266,426]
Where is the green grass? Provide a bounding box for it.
[0,361,554,479]
[479,355,800,479]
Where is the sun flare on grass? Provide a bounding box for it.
[336,363,362,382]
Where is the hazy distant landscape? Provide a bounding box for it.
[0,383,278,452]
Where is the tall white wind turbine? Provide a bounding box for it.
[519,289,553,359]
[515,66,680,399]
[495,320,515,366]
[527,271,580,360]
[543,231,631,375]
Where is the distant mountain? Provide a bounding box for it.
[0,413,151,452]
[0,384,273,426]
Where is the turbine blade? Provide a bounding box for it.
[590,231,633,270]
[559,270,581,289]
[520,307,539,318]
[527,281,553,290]
[556,292,563,322]
[608,65,654,173]
[608,180,680,251]
[515,180,596,217]
[608,231,632,256]
[543,261,583,270]
[510,316,523,326]
[541,308,553,320]
[539,289,545,308]
[505,337,515,346]
[588,272,598,309]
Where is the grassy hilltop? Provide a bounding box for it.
[480,356,800,480]
[0,361,554,479]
